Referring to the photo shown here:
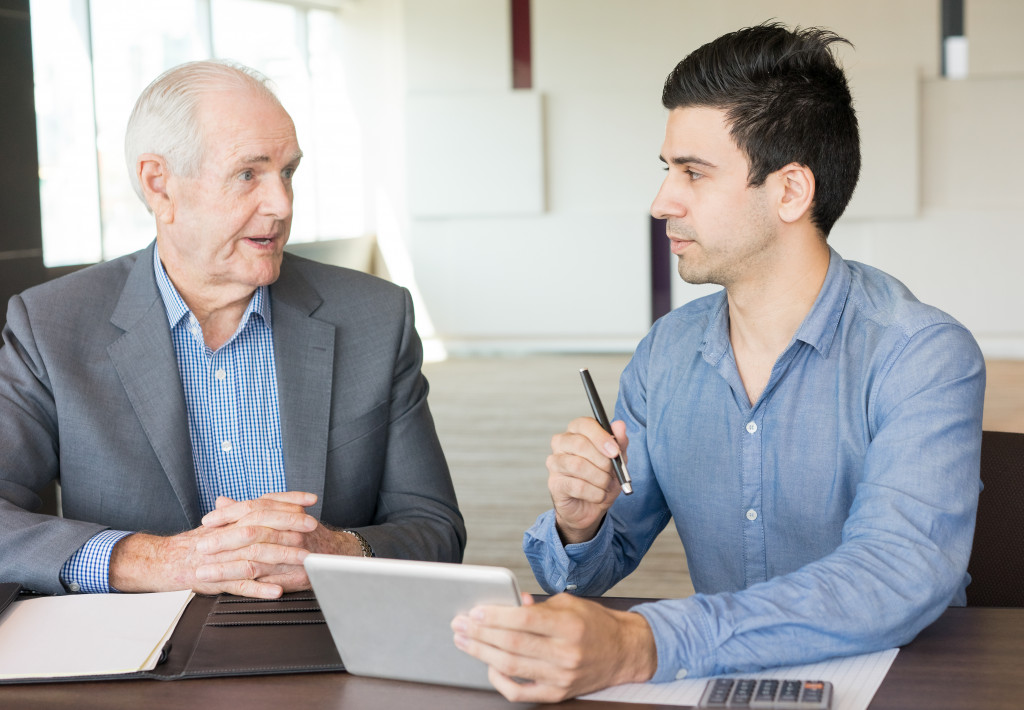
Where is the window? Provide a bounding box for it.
[30,0,364,267]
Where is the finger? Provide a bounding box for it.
[257,570,312,592]
[452,624,573,698]
[547,452,618,502]
[471,595,589,640]
[194,543,310,582]
[202,497,318,529]
[203,578,285,600]
[565,417,622,459]
[609,420,630,465]
[194,522,308,555]
[195,559,304,585]
[260,490,318,506]
[488,667,573,704]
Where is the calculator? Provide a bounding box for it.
[697,678,833,708]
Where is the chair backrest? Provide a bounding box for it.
[966,430,1024,607]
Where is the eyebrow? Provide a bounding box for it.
[659,154,717,169]
[238,150,304,165]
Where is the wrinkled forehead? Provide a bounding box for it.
[194,86,299,163]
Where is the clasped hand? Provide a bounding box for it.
[109,491,361,598]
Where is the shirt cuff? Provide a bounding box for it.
[60,530,134,593]
[523,508,613,594]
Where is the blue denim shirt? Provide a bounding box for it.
[524,249,985,681]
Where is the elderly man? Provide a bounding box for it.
[0,60,465,598]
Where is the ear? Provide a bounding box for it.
[774,162,815,225]
[137,154,175,224]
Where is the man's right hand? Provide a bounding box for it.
[108,491,320,598]
[546,417,629,545]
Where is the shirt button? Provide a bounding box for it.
[221,440,232,453]
[68,582,81,592]
[746,509,758,521]
[675,668,689,680]
[746,421,757,434]
[215,369,226,381]
[565,584,578,592]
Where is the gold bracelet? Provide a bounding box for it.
[342,529,374,557]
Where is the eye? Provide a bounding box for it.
[239,169,255,181]
[283,166,296,180]
[685,169,703,181]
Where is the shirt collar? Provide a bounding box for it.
[152,244,272,331]
[701,246,852,363]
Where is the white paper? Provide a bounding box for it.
[581,648,899,710]
[0,589,194,679]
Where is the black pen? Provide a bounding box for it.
[579,368,633,495]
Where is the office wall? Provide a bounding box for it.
[0,0,47,310]
[331,0,1024,357]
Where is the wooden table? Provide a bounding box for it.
[2,605,1021,709]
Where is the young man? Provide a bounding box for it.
[453,23,984,702]
[0,61,465,597]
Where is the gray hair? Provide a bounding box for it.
[124,59,282,210]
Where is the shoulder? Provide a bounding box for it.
[842,260,974,344]
[838,260,983,399]
[14,250,143,321]
[276,252,410,321]
[20,251,140,302]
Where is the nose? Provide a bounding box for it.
[650,174,684,220]
[260,176,293,220]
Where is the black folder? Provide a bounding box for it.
[0,584,344,683]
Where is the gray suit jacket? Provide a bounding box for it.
[0,243,465,594]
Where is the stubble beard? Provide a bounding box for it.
[671,194,777,288]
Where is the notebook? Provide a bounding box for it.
[303,554,522,691]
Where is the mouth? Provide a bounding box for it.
[244,235,278,248]
[668,236,695,255]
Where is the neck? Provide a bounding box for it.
[158,249,255,351]
[726,237,830,406]
[727,239,830,351]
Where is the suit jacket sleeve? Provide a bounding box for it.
[0,294,110,593]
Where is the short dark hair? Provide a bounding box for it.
[662,22,860,237]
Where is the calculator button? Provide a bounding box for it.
[779,680,801,701]
[699,678,734,707]
[754,679,779,702]
[732,679,757,705]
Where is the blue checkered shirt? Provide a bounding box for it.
[60,246,286,593]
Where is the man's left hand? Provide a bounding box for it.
[451,592,658,702]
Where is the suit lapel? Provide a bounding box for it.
[107,244,202,527]
[270,258,335,519]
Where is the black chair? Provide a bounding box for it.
[965,430,1024,607]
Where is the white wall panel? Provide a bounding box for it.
[543,91,666,213]
[406,92,545,217]
[922,77,1024,211]
[410,213,650,345]
[403,0,511,92]
[843,65,919,220]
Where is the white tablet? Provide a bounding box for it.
[304,554,522,691]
